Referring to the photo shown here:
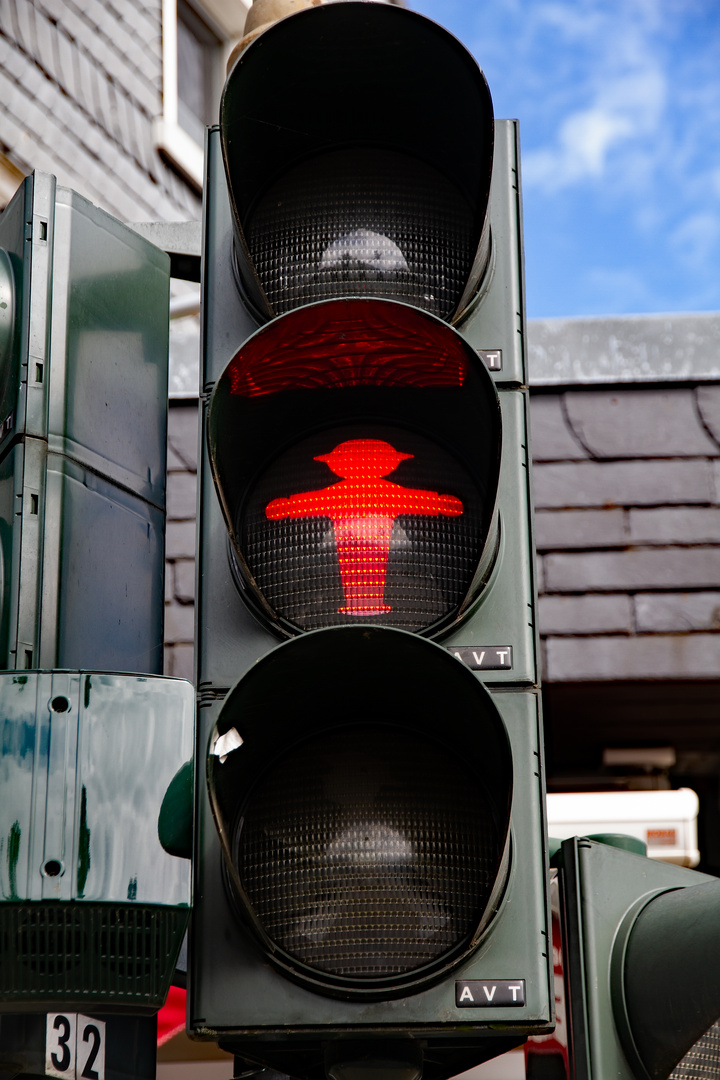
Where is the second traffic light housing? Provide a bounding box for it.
[547,837,720,1080]
[0,173,169,675]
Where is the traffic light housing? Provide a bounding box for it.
[0,172,167,673]
[190,4,549,1076]
[530,838,720,1080]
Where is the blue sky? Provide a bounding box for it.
[412,0,720,320]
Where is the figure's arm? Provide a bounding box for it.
[266,490,332,520]
[437,493,463,516]
[390,486,464,518]
[266,497,293,520]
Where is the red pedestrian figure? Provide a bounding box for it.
[266,438,463,615]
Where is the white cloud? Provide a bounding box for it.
[522,30,667,192]
[524,107,633,188]
[533,1,608,44]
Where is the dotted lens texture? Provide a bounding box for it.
[671,1021,720,1079]
[245,149,474,320]
[240,426,485,633]
[234,726,501,979]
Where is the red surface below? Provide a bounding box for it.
[157,985,187,1046]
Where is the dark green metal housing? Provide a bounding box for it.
[191,7,547,1077]
[555,837,720,1080]
[0,671,194,1013]
[0,173,169,674]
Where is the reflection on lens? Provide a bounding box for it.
[320,230,409,276]
[245,148,474,318]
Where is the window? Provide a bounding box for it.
[177,0,222,146]
[154,0,250,189]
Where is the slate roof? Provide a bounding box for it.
[532,386,720,683]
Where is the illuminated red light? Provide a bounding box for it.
[226,300,468,397]
[210,299,499,634]
[266,438,463,615]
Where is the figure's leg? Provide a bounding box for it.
[335,518,393,615]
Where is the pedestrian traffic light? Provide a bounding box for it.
[529,837,720,1080]
[189,3,549,1077]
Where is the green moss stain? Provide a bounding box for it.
[77,785,91,896]
[6,820,21,899]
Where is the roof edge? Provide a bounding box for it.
[528,312,720,387]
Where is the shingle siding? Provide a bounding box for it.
[533,382,720,682]
[0,0,201,222]
[628,508,720,545]
[563,390,720,458]
[635,593,720,634]
[544,547,720,593]
[535,508,627,550]
[533,458,716,509]
[538,594,634,636]
[545,634,720,682]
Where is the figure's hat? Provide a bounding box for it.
[315,439,413,479]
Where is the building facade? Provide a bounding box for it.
[3,1,720,870]
[0,0,251,219]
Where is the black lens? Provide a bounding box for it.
[233,724,502,981]
[245,149,474,319]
